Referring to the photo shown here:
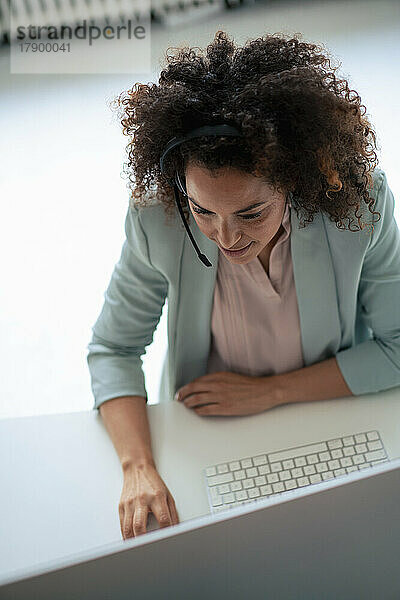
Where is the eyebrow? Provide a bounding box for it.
[188,198,268,214]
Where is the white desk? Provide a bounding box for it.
[1,387,400,580]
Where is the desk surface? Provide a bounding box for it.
[1,387,400,579]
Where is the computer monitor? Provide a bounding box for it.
[1,458,400,599]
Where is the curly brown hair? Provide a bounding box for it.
[111,30,381,232]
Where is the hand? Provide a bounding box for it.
[119,462,179,539]
[174,371,280,417]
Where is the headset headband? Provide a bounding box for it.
[159,123,243,175]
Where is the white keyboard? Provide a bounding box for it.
[203,430,389,513]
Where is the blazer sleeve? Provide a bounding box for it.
[86,205,169,411]
[335,170,400,395]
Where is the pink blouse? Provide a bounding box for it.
[206,197,304,378]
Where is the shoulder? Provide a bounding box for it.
[364,167,395,251]
[127,198,185,273]
[321,167,393,246]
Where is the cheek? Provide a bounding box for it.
[191,214,209,234]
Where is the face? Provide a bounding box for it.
[184,163,288,263]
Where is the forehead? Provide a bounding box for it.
[184,166,274,197]
[184,165,279,212]
[185,164,265,189]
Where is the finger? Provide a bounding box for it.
[177,379,216,402]
[121,501,136,539]
[167,494,180,525]
[132,504,149,537]
[194,404,220,416]
[151,495,173,529]
[184,395,217,409]
[118,503,125,539]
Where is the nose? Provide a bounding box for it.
[213,221,242,249]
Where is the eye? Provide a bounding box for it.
[192,207,264,220]
[241,212,263,220]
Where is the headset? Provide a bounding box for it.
[159,124,244,268]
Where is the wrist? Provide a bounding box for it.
[122,456,156,474]
[256,374,285,410]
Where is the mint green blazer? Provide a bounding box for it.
[87,168,400,410]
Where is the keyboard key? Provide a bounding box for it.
[353,454,365,465]
[367,440,383,451]
[365,449,386,462]
[319,452,331,462]
[243,478,255,489]
[234,470,246,480]
[294,457,307,467]
[307,454,319,464]
[355,443,368,454]
[241,458,253,469]
[231,481,242,491]
[346,466,358,473]
[222,493,235,504]
[217,463,229,474]
[205,466,217,477]
[316,463,328,473]
[343,446,356,457]
[279,470,291,481]
[285,479,298,490]
[255,475,267,486]
[258,465,271,475]
[283,459,295,469]
[343,436,355,446]
[211,495,223,507]
[253,455,267,466]
[304,465,316,475]
[271,462,282,473]
[246,467,258,478]
[260,485,273,496]
[229,461,241,471]
[218,484,231,494]
[291,467,304,478]
[235,490,248,501]
[310,474,322,484]
[367,431,379,441]
[209,486,221,498]
[331,449,343,459]
[328,459,340,470]
[272,482,285,493]
[322,471,334,480]
[267,473,279,484]
[297,477,310,487]
[328,439,342,450]
[354,433,367,444]
[334,468,346,476]
[340,457,352,468]
[359,463,371,470]
[269,442,328,463]
[248,488,261,498]
[207,473,234,486]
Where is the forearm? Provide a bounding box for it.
[271,356,353,407]
[99,396,156,472]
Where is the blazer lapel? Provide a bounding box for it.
[172,215,219,391]
[290,206,342,366]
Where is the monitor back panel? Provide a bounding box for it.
[2,463,400,600]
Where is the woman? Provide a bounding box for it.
[87,31,400,540]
